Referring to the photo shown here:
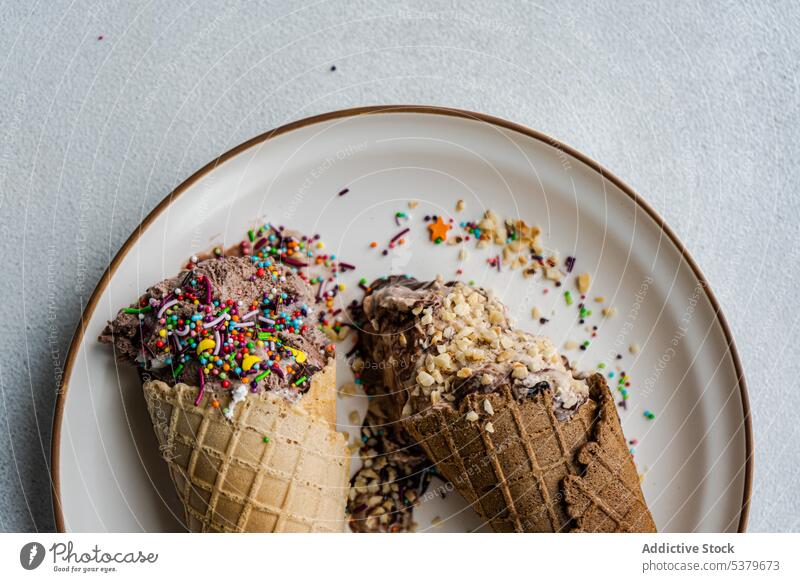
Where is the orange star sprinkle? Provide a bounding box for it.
[428,217,451,243]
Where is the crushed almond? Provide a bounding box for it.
[577,273,591,294]
[512,364,528,379]
[545,266,562,281]
[417,371,435,387]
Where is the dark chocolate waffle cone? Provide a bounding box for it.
[404,374,655,532]
[143,363,350,532]
[562,377,656,532]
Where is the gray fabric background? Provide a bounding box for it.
[1,0,797,532]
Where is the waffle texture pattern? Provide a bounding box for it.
[143,378,349,532]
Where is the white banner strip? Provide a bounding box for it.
[1,533,797,581]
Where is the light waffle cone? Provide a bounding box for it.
[403,374,655,532]
[142,362,350,532]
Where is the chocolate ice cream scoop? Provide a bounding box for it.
[99,226,351,533]
[352,276,589,420]
[100,253,333,413]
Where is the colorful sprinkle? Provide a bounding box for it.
[427,217,451,242]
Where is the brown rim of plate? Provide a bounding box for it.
[50,105,753,533]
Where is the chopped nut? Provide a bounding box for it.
[495,226,507,244]
[434,352,452,369]
[339,382,358,397]
[408,200,419,209]
[629,343,640,355]
[531,306,541,319]
[425,354,435,372]
[512,364,528,379]
[431,516,443,527]
[496,349,515,362]
[545,266,562,281]
[563,340,579,350]
[481,328,498,343]
[594,296,605,303]
[577,273,591,294]
[480,373,493,386]
[420,308,433,325]
[483,399,494,416]
[485,421,495,434]
[465,410,479,422]
[457,367,472,378]
[360,469,378,480]
[417,371,435,386]
[456,199,465,212]
[602,306,616,317]
[479,218,495,231]
[458,247,469,261]
[348,410,361,424]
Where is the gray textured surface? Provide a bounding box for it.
[0,0,797,532]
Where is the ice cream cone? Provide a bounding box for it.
[561,375,656,532]
[143,363,350,532]
[404,374,655,532]
[351,277,655,533]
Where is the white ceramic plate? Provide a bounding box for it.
[53,107,752,533]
